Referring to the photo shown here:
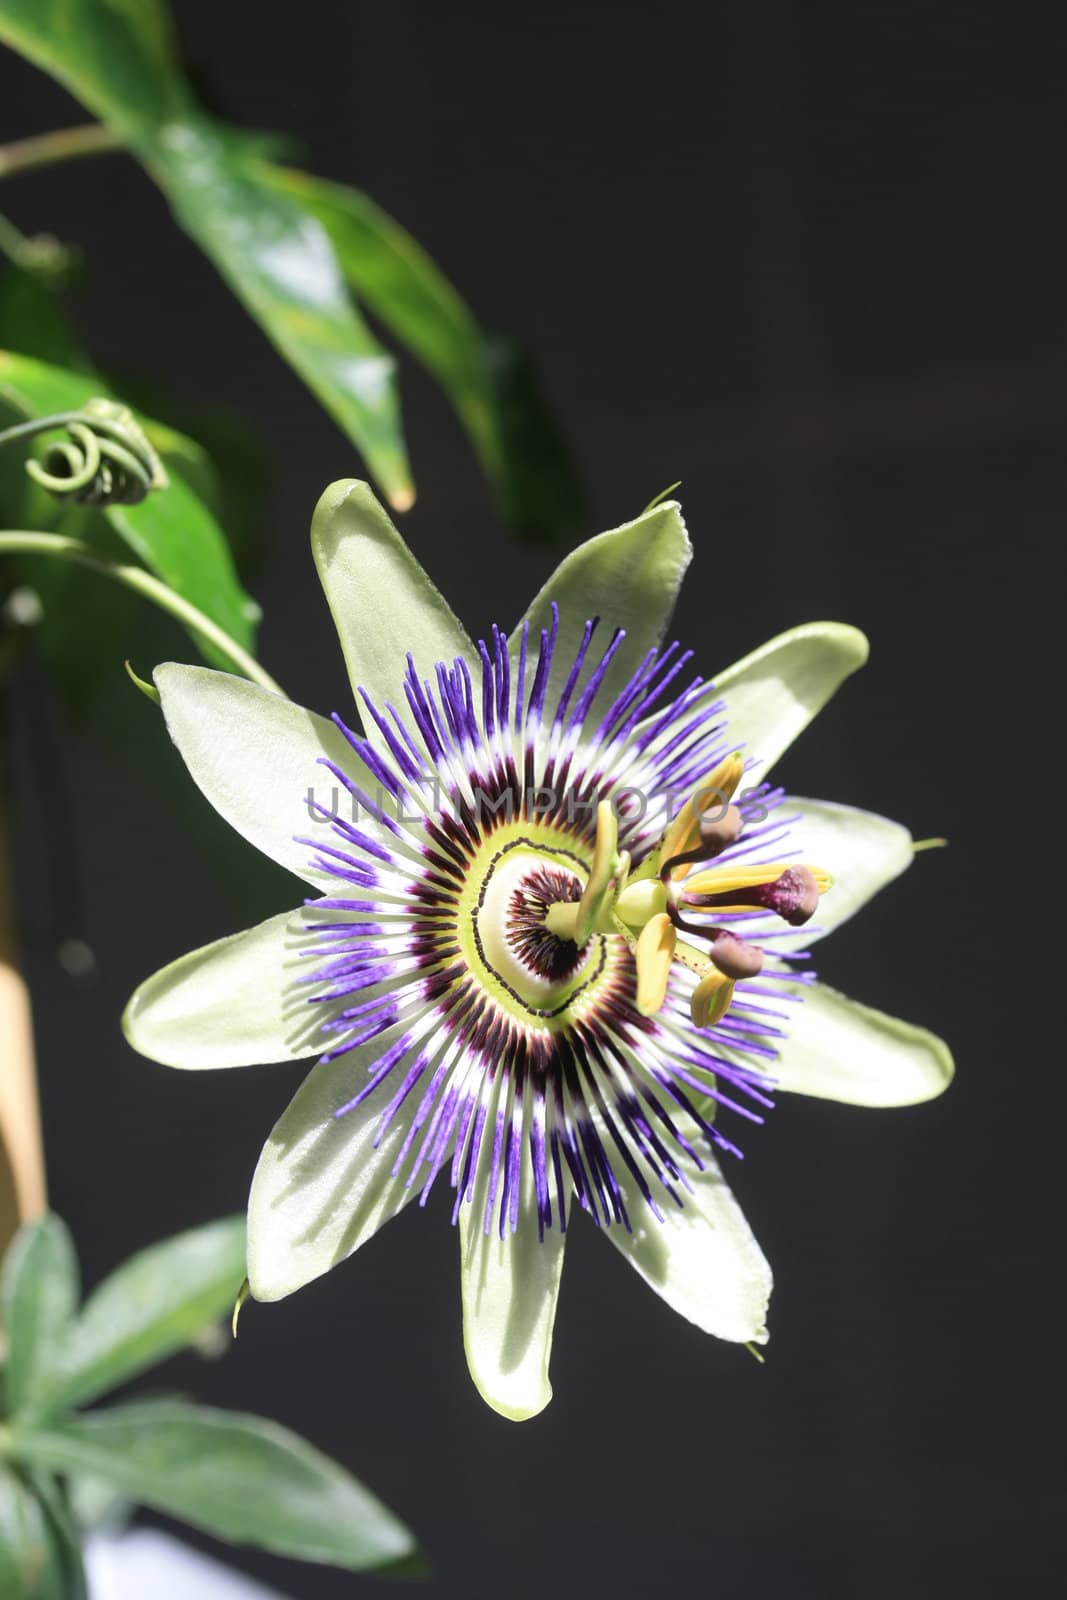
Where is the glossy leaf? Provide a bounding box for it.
[0,1214,80,1416]
[0,351,257,665]
[0,266,85,370]
[267,166,585,542]
[0,2,414,507]
[0,0,185,138]
[0,1463,86,1600]
[15,1400,417,1573]
[37,1216,246,1416]
[153,120,414,510]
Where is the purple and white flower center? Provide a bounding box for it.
[475,847,601,1010]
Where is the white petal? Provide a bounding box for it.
[155,665,372,889]
[771,982,954,1106]
[247,1023,428,1301]
[310,479,473,755]
[768,797,914,953]
[123,908,323,1070]
[509,500,691,721]
[604,1153,771,1342]
[459,1162,566,1422]
[714,621,869,779]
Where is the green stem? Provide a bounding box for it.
[0,123,123,181]
[0,532,284,696]
[0,414,88,450]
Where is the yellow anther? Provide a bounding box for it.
[683,862,824,894]
[658,753,746,878]
[690,968,735,1029]
[635,913,676,1016]
[682,862,831,923]
[573,799,622,945]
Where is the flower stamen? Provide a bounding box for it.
[656,753,746,879]
[682,863,830,926]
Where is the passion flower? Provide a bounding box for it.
[124,481,952,1419]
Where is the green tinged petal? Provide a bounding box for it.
[712,621,869,779]
[605,1154,771,1342]
[771,797,915,952]
[123,907,323,1069]
[459,1151,565,1422]
[310,479,472,754]
[247,1024,426,1301]
[510,500,691,716]
[154,664,368,888]
[771,983,954,1106]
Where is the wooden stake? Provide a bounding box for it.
[0,796,47,1254]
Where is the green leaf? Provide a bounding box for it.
[0,266,85,370]
[65,1470,131,1536]
[0,1215,80,1417]
[101,368,271,573]
[266,166,585,542]
[0,351,258,666]
[14,1399,418,1573]
[0,0,186,140]
[37,1216,247,1416]
[0,2,414,507]
[0,1463,86,1600]
[152,120,413,511]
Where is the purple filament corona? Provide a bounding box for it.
[298,609,813,1242]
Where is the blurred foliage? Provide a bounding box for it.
[265,168,587,545]
[0,1214,419,1592]
[0,350,258,666]
[0,268,287,951]
[0,0,585,542]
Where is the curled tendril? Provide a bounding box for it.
[0,399,168,507]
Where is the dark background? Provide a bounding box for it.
[3,3,1064,1596]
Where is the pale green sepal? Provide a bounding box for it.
[769,797,914,952]
[123,907,324,1069]
[652,621,867,780]
[247,1025,424,1301]
[771,982,954,1106]
[154,664,371,889]
[605,1152,771,1342]
[509,500,691,719]
[310,479,473,754]
[459,1152,565,1422]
